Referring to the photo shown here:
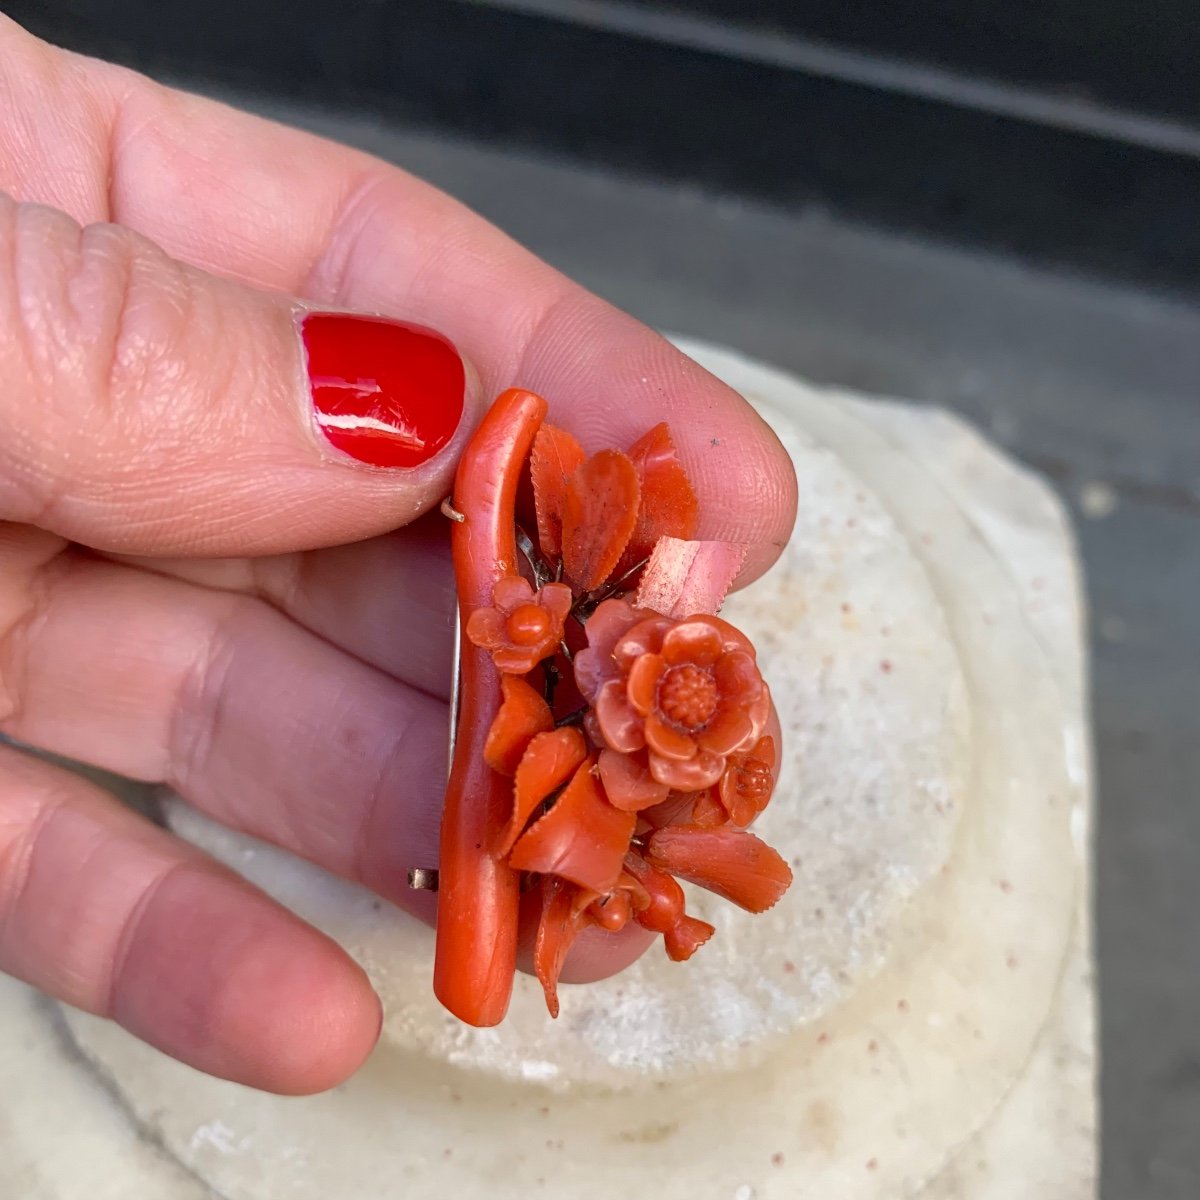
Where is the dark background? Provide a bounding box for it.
[6,3,1199,1197]
[10,0,1200,293]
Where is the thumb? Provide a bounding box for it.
[0,193,483,555]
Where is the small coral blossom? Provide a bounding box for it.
[466,576,572,674]
[575,599,772,796]
[717,735,778,826]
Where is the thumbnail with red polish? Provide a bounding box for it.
[301,313,465,468]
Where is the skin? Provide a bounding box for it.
[0,16,798,1095]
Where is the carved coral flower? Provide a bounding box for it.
[466,576,572,674]
[718,734,777,826]
[576,599,771,796]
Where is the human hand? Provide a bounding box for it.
[0,16,797,1094]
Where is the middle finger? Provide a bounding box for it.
[107,512,455,702]
[1,543,448,917]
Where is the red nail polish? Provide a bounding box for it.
[301,313,465,469]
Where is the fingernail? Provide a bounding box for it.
[300,313,465,469]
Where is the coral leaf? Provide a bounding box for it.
[484,676,554,776]
[533,877,588,1018]
[498,727,588,856]
[617,423,699,575]
[530,424,586,558]
[562,450,641,591]
[509,757,636,893]
[635,537,748,618]
[645,825,793,913]
[664,914,716,961]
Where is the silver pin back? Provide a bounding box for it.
[427,495,463,896]
[447,588,462,781]
[442,492,464,781]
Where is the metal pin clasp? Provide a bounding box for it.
[407,868,440,892]
[441,492,464,780]
[447,585,462,780]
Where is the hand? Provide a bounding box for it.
[0,16,797,1094]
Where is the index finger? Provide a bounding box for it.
[0,17,797,581]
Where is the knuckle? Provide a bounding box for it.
[0,540,69,733]
[0,199,105,401]
[0,197,195,518]
[0,780,69,931]
[167,593,243,795]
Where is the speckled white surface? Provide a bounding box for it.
[0,339,1096,1199]
[864,399,1096,1200]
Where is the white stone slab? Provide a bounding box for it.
[0,339,1096,1198]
